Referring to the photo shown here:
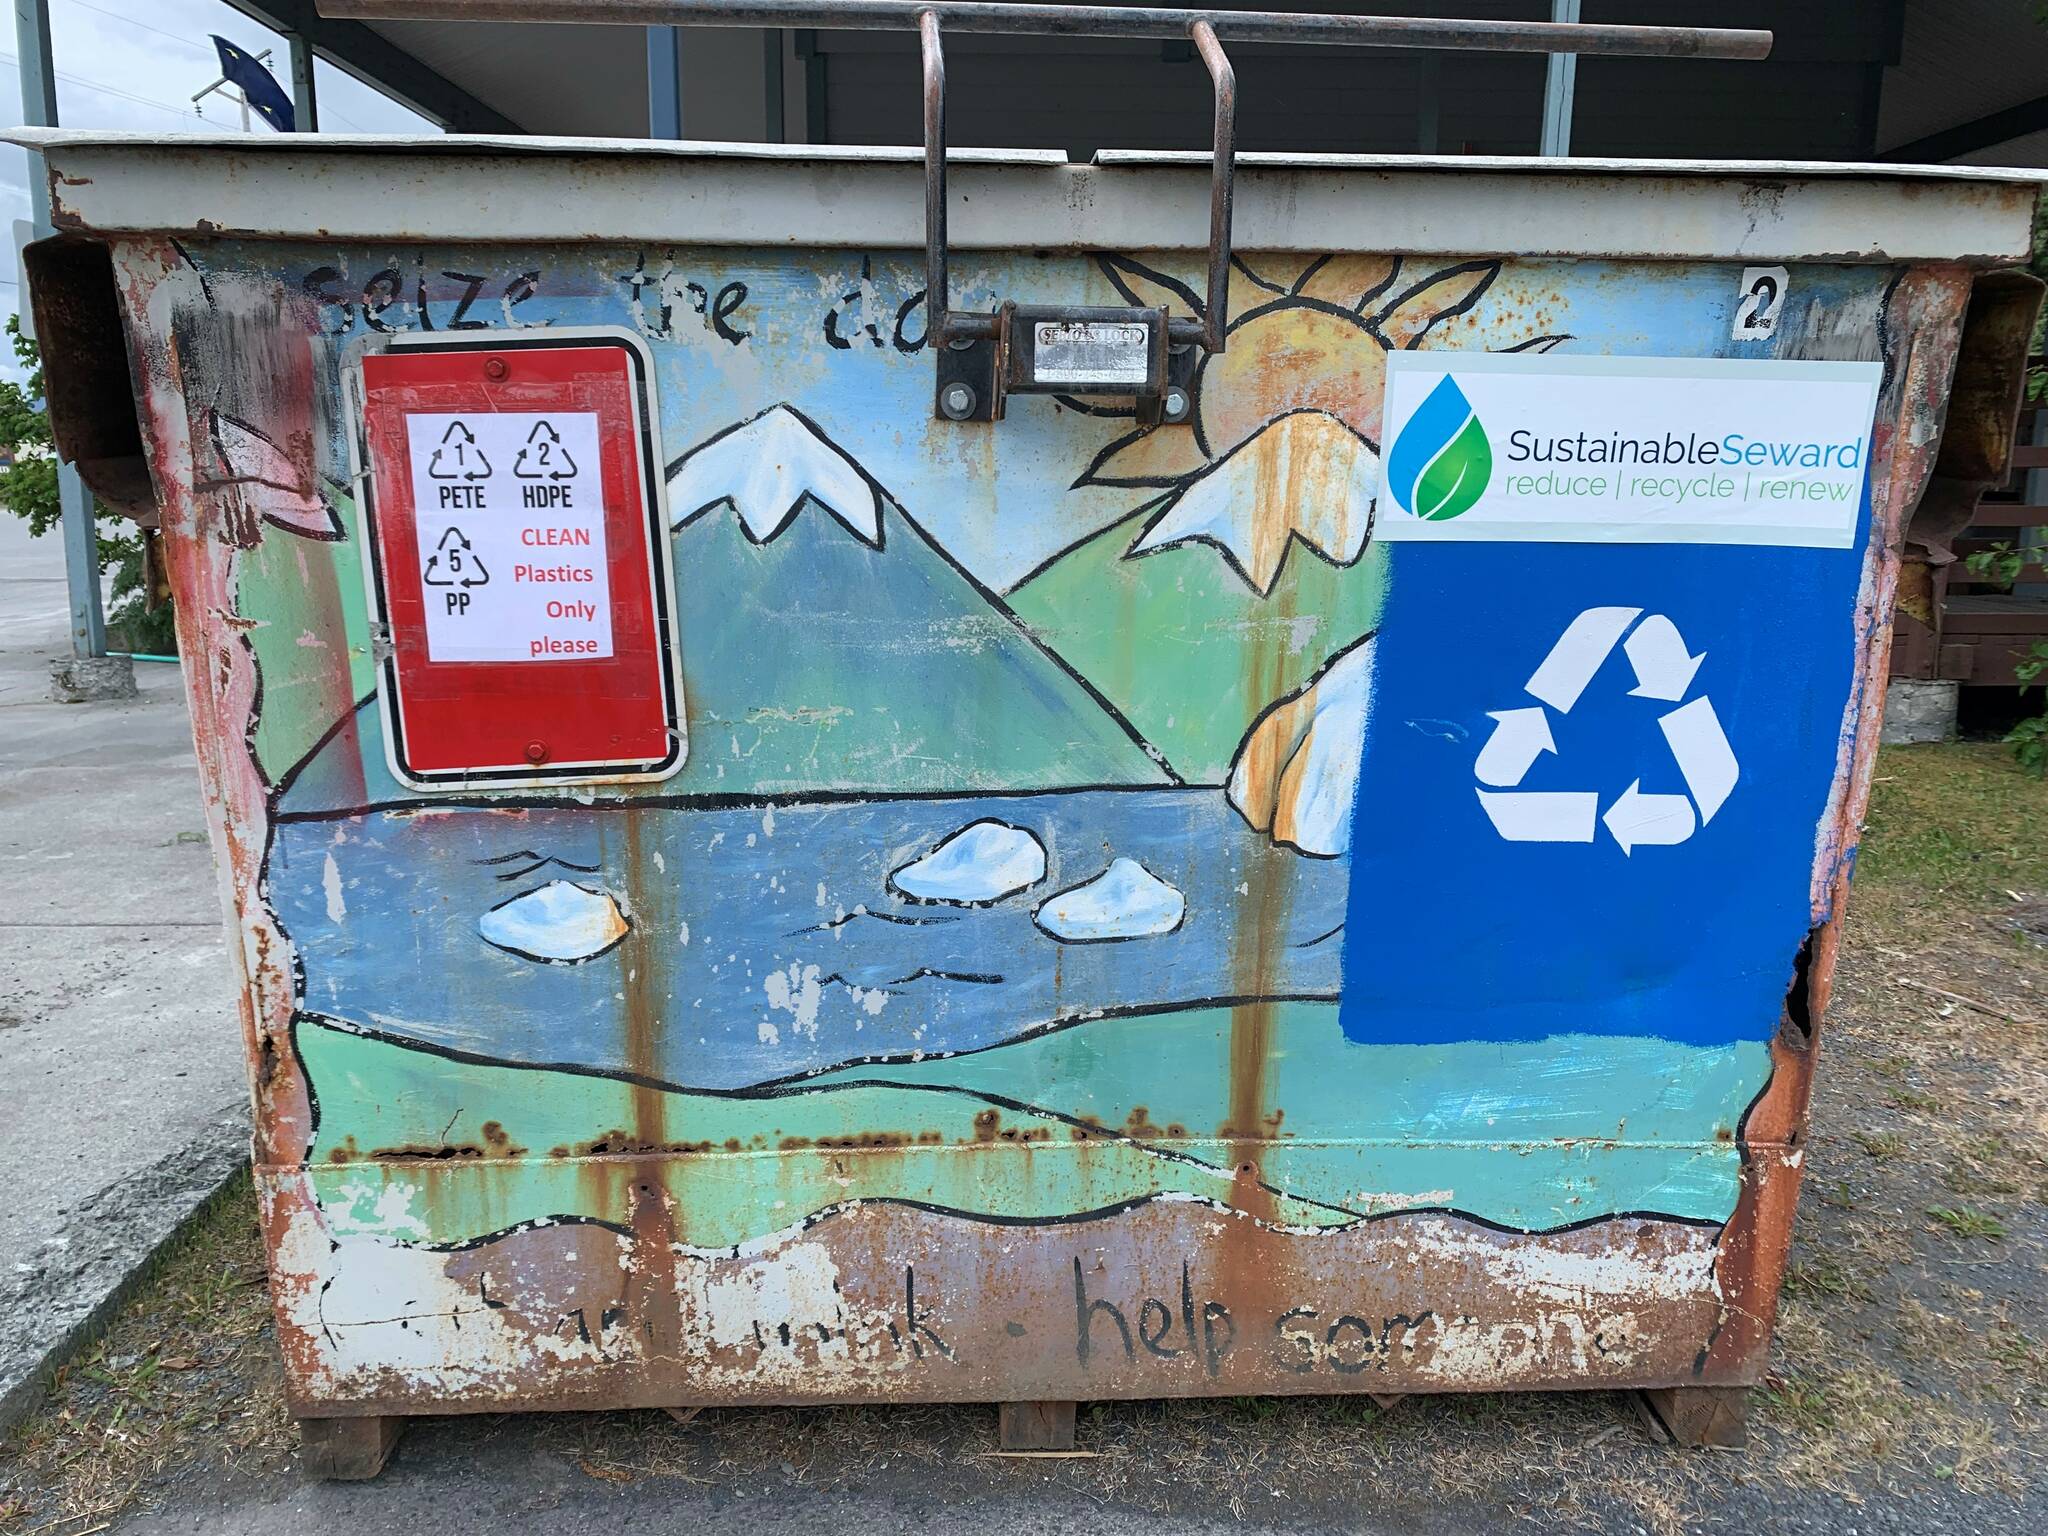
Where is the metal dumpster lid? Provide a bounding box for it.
[8,128,2043,265]
[1102,147,2048,181]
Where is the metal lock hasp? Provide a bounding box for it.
[935,302,1203,426]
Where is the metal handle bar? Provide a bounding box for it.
[316,0,1772,407]
[923,13,1226,354]
[318,3,1771,62]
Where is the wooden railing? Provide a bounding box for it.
[1891,391,2048,687]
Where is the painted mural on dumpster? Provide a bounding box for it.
[120,234,1903,1393]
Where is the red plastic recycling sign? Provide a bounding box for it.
[353,331,684,789]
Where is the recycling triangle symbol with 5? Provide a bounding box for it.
[1475,606,1739,854]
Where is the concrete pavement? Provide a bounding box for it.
[0,515,246,1431]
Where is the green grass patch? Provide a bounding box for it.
[1926,1206,2008,1242]
[1850,1130,1906,1160]
[1857,745,2048,916]
[1781,1253,1876,1304]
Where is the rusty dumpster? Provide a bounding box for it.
[12,54,2045,1472]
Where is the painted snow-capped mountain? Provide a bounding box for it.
[668,403,886,547]
[663,405,1171,796]
[1227,633,1375,858]
[1128,409,1377,596]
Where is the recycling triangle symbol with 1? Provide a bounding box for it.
[427,420,491,481]
[1475,606,1739,854]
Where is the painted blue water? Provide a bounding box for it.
[271,788,1347,1090]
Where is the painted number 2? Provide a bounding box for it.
[1732,265,1789,340]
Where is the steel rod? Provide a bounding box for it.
[1191,18,1233,353]
[920,8,946,343]
[316,2,1771,61]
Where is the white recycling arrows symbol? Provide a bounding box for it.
[1475,606,1739,854]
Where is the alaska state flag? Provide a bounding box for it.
[210,36,294,132]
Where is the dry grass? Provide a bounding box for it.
[1756,743,2048,1507]
[0,1175,292,1534]
[2,742,2044,1534]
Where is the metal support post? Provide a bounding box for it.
[763,27,785,141]
[289,32,320,130]
[648,24,683,135]
[13,0,108,664]
[1416,51,1439,153]
[1539,0,1579,156]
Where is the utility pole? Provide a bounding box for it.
[194,47,277,131]
[12,0,130,700]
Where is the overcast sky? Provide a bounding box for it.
[0,0,434,380]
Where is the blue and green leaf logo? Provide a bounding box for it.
[1387,375,1492,521]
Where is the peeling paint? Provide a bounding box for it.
[81,215,1991,1423]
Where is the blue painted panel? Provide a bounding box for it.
[1339,518,1867,1046]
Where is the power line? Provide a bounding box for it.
[59,0,217,61]
[37,10,382,134]
[9,5,420,136]
[54,0,372,129]
[0,50,205,126]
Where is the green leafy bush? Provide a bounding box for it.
[0,314,176,656]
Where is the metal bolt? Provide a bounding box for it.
[1163,386,1191,422]
[484,356,509,381]
[940,382,977,421]
[524,740,549,763]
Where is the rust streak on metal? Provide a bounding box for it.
[1219,366,1311,1235]
[1706,264,1974,1379]
[619,802,668,1150]
[617,805,686,1373]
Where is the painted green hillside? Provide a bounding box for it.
[1008,508,1388,784]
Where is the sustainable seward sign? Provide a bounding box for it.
[1376,352,1882,548]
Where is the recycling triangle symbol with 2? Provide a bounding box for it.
[1475,606,1739,854]
[515,420,578,481]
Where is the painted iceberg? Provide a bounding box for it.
[888,819,1047,905]
[1034,857,1185,942]
[478,881,630,964]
